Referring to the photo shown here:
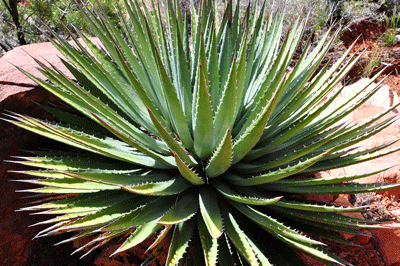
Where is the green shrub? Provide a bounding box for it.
[0,0,124,52]
[6,0,400,265]
[382,5,400,46]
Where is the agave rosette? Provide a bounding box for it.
[5,0,400,265]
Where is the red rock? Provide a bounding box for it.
[304,194,334,204]
[356,229,373,244]
[333,196,352,208]
[391,209,400,217]
[0,37,100,101]
[333,197,368,240]
[371,228,400,265]
[323,78,400,188]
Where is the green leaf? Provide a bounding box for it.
[197,215,219,266]
[147,106,195,166]
[63,195,153,230]
[193,63,214,160]
[213,181,282,205]
[213,60,237,147]
[231,97,276,164]
[174,153,204,185]
[199,187,223,238]
[230,200,324,246]
[159,189,199,224]
[229,152,328,185]
[113,223,163,255]
[267,182,400,195]
[149,25,194,150]
[103,196,177,231]
[205,129,232,178]
[166,217,196,266]
[221,205,259,266]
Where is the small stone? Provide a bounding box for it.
[390,209,400,217]
[393,35,400,45]
[304,194,334,204]
[333,196,352,208]
[356,229,372,244]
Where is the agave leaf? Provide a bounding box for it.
[272,167,393,186]
[217,236,236,266]
[246,80,343,161]
[314,115,398,157]
[230,200,325,246]
[231,97,276,164]
[59,170,172,185]
[208,22,220,113]
[197,214,219,266]
[166,217,196,266]
[72,32,156,132]
[213,59,237,147]
[121,0,171,120]
[57,171,190,196]
[298,224,362,247]
[164,0,193,127]
[213,181,282,205]
[148,21,194,150]
[147,106,195,166]
[274,234,346,266]
[159,189,199,224]
[246,236,273,266]
[268,182,400,195]
[32,212,97,226]
[199,187,223,238]
[259,49,364,147]
[44,190,137,214]
[238,14,286,128]
[304,143,400,174]
[75,228,130,257]
[5,109,175,170]
[123,175,192,196]
[193,62,214,160]
[205,129,232,178]
[30,178,117,191]
[289,215,375,237]
[233,33,248,120]
[174,153,204,185]
[231,151,329,184]
[270,29,339,124]
[220,206,259,266]
[7,152,140,171]
[217,22,234,99]
[102,196,177,231]
[19,187,98,194]
[113,223,163,255]
[273,199,366,213]
[269,205,387,230]
[22,192,98,211]
[63,196,155,230]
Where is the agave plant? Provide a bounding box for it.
[5,0,400,265]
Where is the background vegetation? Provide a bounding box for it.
[0,0,124,54]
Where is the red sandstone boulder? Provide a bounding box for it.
[324,78,400,189]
